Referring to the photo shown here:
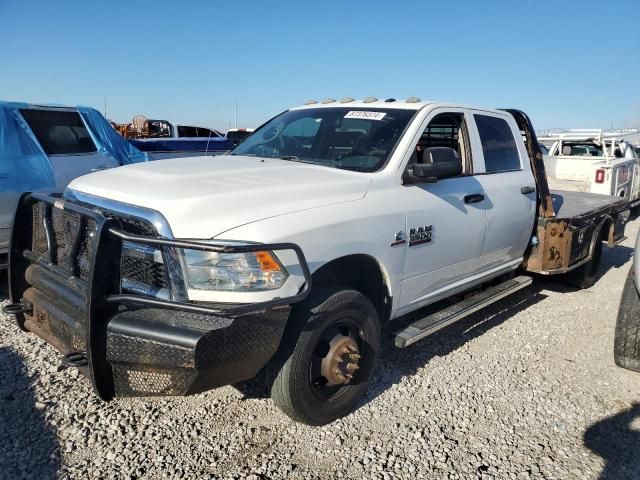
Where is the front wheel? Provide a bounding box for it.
[269,287,381,425]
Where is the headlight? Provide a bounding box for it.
[182,248,288,291]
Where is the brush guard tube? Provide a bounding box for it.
[7,192,312,399]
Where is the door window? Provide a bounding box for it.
[474,114,521,173]
[195,127,220,138]
[177,125,199,137]
[405,112,470,181]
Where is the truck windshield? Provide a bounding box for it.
[232,107,416,172]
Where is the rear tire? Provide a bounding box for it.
[565,235,603,289]
[269,287,381,425]
[614,268,640,372]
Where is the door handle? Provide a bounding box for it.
[521,186,535,194]
[464,194,485,204]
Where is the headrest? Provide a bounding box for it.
[421,146,460,165]
[562,145,572,155]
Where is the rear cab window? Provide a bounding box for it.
[558,143,603,156]
[474,114,521,173]
[20,109,97,155]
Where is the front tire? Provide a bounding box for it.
[614,268,640,372]
[269,287,381,425]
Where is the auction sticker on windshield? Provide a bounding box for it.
[344,111,387,121]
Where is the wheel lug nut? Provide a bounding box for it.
[346,362,360,373]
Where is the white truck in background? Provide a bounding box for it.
[539,129,640,207]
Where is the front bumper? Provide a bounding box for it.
[22,269,291,396]
[5,193,311,399]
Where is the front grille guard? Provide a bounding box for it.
[8,192,313,318]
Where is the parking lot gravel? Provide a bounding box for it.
[2,220,640,480]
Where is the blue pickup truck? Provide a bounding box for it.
[129,136,233,160]
[122,117,234,159]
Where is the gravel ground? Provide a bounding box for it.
[2,221,640,480]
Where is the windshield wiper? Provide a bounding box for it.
[278,155,317,164]
[278,156,354,170]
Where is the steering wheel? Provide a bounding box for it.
[278,135,302,155]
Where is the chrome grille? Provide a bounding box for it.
[121,241,169,298]
[31,202,170,296]
[32,203,96,281]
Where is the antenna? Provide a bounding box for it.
[104,94,107,118]
[205,130,212,156]
[234,98,238,129]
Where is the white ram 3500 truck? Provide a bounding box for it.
[4,99,630,425]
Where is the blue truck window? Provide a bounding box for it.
[20,109,97,155]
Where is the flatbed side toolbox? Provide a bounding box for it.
[6,193,311,399]
[524,191,629,275]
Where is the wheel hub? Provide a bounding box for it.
[320,333,361,386]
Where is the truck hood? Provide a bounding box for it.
[67,155,372,238]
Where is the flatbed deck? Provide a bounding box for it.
[551,190,628,219]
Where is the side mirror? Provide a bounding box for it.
[409,147,462,182]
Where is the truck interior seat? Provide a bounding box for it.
[48,125,78,147]
[421,146,460,165]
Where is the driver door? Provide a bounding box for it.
[397,109,487,314]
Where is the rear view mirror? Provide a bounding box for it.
[262,126,281,142]
[410,147,462,182]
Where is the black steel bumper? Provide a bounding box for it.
[4,193,311,399]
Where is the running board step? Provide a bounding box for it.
[394,275,533,348]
